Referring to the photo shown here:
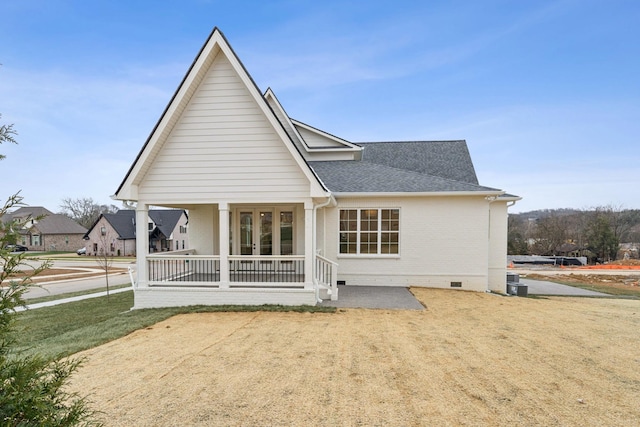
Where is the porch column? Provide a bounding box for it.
[304,201,314,290]
[135,203,149,287]
[219,202,230,288]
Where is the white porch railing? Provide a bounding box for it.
[146,253,338,300]
[228,255,305,284]
[315,255,338,301]
[148,253,220,285]
[147,253,305,286]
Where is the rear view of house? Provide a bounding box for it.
[114,28,519,308]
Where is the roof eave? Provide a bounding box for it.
[332,190,506,198]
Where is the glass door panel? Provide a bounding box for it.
[239,211,253,255]
[280,211,293,255]
[259,211,273,255]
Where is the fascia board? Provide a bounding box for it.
[264,88,311,150]
[332,190,506,198]
[291,119,363,151]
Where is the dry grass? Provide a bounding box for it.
[70,288,640,426]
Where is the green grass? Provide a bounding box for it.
[25,284,132,304]
[14,291,336,360]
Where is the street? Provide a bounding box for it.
[23,258,136,299]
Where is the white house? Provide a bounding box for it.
[114,28,520,309]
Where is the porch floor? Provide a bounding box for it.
[163,272,304,284]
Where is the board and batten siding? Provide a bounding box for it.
[138,52,311,203]
[322,196,493,291]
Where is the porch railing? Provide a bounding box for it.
[147,254,305,285]
[148,253,220,284]
[315,255,338,301]
[228,255,305,283]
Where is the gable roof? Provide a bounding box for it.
[31,214,88,234]
[3,206,53,222]
[149,210,186,239]
[115,27,328,201]
[87,210,186,240]
[2,207,87,234]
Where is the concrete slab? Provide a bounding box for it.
[519,278,609,297]
[319,286,425,310]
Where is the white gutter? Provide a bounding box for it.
[332,190,505,198]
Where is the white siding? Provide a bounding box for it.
[488,202,508,292]
[323,196,492,291]
[138,52,310,203]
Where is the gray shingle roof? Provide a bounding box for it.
[309,161,499,193]
[103,210,136,239]
[32,214,87,234]
[308,140,501,194]
[93,209,186,240]
[360,140,479,184]
[2,207,87,234]
[149,210,185,239]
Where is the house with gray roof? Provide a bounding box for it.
[113,28,520,309]
[83,209,188,257]
[2,206,87,252]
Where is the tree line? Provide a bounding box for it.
[508,206,640,262]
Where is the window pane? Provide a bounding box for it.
[340,209,358,232]
[339,231,357,254]
[360,232,378,254]
[280,211,293,255]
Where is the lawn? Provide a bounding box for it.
[65,288,640,426]
[14,291,335,360]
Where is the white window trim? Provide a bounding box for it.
[337,208,400,258]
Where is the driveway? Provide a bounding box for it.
[520,278,609,296]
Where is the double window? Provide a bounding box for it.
[339,208,399,255]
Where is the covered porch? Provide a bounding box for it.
[132,201,338,308]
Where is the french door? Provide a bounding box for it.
[239,210,273,255]
[236,208,294,256]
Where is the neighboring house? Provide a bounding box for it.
[114,28,520,309]
[83,209,188,256]
[2,206,87,252]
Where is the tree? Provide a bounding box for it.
[0,113,17,160]
[1,116,99,426]
[586,213,619,262]
[59,197,119,229]
[507,215,529,255]
[95,228,115,300]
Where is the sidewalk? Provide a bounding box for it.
[16,286,133,312]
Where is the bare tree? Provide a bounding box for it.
[95,227,116,300]
[59,197,119,229]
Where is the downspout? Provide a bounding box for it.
[485,196,498,293]
[313,194,336,302]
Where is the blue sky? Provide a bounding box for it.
[1,0,638,213]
